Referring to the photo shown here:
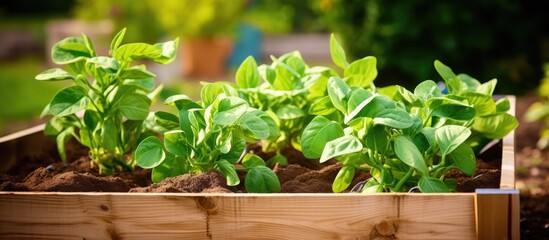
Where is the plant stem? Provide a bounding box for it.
[394,168,414,192]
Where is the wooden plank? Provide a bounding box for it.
[0,192,476,240]
[500,95,516,189]
[475,189,520,240]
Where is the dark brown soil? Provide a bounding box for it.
[130,170,231,193]
[515,93,549,239]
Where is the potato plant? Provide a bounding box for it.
[134,84,281,193]
[232,34,377,166]
[301,35,518,193]
[36,28,178,174]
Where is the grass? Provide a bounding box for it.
[0,57,68,134]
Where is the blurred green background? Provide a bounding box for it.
[0,0,548,135]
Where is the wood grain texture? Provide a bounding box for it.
[500,95,516,189]
[0,193,476,240]
[475,190,520,240]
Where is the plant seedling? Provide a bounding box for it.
[36,28,178,174]
[135,83,281,193]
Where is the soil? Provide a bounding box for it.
[514,93,549,239]
[0,95,547,238]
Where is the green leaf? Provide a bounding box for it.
[201,82,238,106]
[495,98,511,113]
[276,105,305,120]
[344,56,377,88]
[119,65,156,79]
[301,116,345,159]
[258,64,276,85]
[83,110,101,131]
[164,130,191,157]
[418,176,450,193]
[320,135,363,163]
[473,113,518,139]
[366,125,389,153]
[434,60,461,94]
[327,76,352,114]
[165,94,201,110]
[457,74,481,91]
[330,33,348,69]
[114,43,161,62]
[447,143,476,176]
[179,109,195,143]
[476,79,497,96]
[123,78,155,91]
[414,80,442,101]
[236,56,260,88]
[460,92,496,116]
[215,160,240,186]
[221,138,246,164]
[154,111,180,130]
[151,154,185,183]
[272,59,300,90]
[101,119,118,151]
[136,136,166,168]
[49,86,89,117]
[435,125,471,156]
[525,102,549,122]
[245,166,281,193]
[35,68,75,81]
[394,135,428,175]
[56,128,74,162]
[213,97,248,126]
[51,37,92,64]
[373,109,413,129]
[309,96,336,116]
[332,165,355,193]
[110,28,126,54]
[151,38,179,64]
[240,111,270,140]
[361,178,384,193]
[430,103,476,121]
[119,94,150,120]
[81,33,96,57]
[347,88,374,115]
[249,109,279,140]
[242,154,266,168]
[397,86,422,107]
[344,94,375,123]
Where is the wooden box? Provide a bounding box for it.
[0,97,520,239]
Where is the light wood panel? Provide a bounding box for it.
[500,95,516,189]
[0,193,476,240]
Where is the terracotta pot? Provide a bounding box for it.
[181,38,234,79]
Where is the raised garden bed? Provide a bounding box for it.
[0,96,519,240]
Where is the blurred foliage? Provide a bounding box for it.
[312,0,549,94]
[73,0,164,43]
[148,0,245,39]
[525,64,549,149]
[74,0,295,41]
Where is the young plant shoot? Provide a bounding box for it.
[301,34,518,193]
[36,28,178,174]
[135,84,281,193]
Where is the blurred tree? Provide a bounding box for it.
[312,0,549,94]
[73,0,164,43]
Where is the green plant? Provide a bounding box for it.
[525,64,549,149]
[300,35,518,193]
[134,83,281,193]
[36,28,178,174]
[232,50,341,165]
[148,0,245,39]
[73,0,164,43]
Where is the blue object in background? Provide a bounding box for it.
[227,23,262,70]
